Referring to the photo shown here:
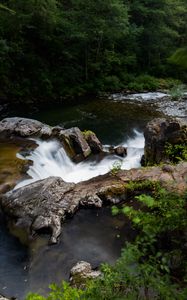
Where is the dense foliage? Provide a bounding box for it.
[0,0,186,104]
[26,183,187,299]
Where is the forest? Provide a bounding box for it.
[0,0,187,105]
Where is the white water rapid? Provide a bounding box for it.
[15,130,144,189]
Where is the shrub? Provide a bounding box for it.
[110,160,122,175]
[127,75,159,91]
[165,142,187,162]
[169,84,185,100]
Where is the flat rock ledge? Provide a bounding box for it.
[1,162,186,244]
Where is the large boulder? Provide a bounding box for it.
[59,127,92,162]
[143,118,187,165]
[70,261,101,288]
[0,117,52,138]
[1,177,75,244]
[0,176,104,244]
[82,131,103,154]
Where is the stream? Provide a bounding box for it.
[0,93,186,299]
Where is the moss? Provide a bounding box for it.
[107,184,126,196]
[82,130,95,140]
[125,180,161,195]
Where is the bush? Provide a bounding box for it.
[127,75,160,91]
[157,78,182,90]
[165,142,187,162]
[169,84,185,100]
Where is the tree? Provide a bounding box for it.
[127,0,187,74]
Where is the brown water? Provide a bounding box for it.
[0,141,25,190]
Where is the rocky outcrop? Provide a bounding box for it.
[0,118,103,162]
[1,162,186,244]
[143,118,187,165]
[59,127,92,162]
[83,131,103,154]
[0,117,52,138]
[1,177,75,244]
[70,261,101,288]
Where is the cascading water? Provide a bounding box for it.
[15,130,144,189]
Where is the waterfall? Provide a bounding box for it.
[15,130,144,189]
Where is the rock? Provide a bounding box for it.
[0,295,13,300]
[59,127,91,162]
[143,118,187,165]
[83,131,103,154]
[1,177,75,244]
[1,162,186,245]
[80,195,102,207]
[0,117,52,138]
[109,146,127,157]
[0,118,104,163]
[0,175,107,244]
[162,164,174,173]
[51,125,64,137]
[70,261,101,288]
[114,146,127,157]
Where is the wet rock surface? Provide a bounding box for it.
[83,131,103,154]
[109,145,127,157]
[59,127,92,162]
[0,117,52,138]
[110,92,187,118]
[1,162,186,245]
[0,118,103,163]
[70,261,101,288]
[144,118,187,165]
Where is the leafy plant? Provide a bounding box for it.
[169,84,185,100]
[110,160,122,175]
[165,142,187,162]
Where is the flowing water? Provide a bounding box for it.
[0,94,166,299]
[15,130,144,189]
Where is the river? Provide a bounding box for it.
[0,93,185,299]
